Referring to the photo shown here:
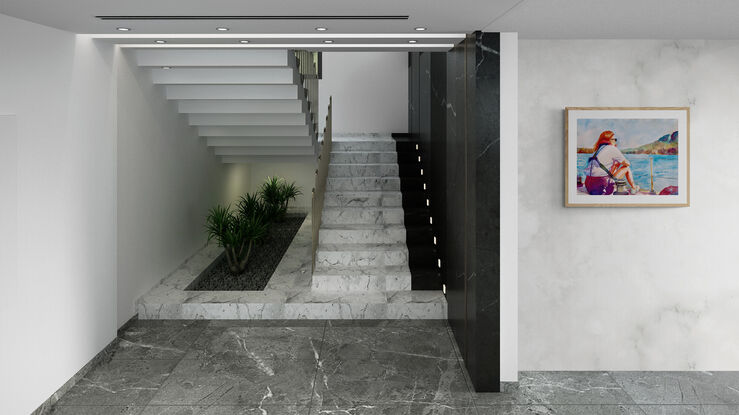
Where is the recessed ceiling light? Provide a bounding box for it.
[161,66,171,70]
[116,27,131,31]
[414,27,427,31]
[216,27,229,31]
[315,27,327,31]
[323,40,334,44]
[408,40,418,44]
[154,40,166,44]
[239,40,250,44]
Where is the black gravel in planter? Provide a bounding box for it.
[188,213,306,291]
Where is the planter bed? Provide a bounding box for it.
[187,213,306,291]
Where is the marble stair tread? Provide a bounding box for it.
[316,242,409,252]
[329,151,398,164]
[323,191,403,207]
[325,177,401,191]
[321,206,405,225]
[312,264,411,277]
[327,163,400,178]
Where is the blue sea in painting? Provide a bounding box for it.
[577,153,678,193]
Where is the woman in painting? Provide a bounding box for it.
[584,130,640,195]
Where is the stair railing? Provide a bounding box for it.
[312,96,332,272]
[293,50,320,148]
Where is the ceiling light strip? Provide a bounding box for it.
[96,15,409,20]
[117,43,455,49]
[90,33,465,39]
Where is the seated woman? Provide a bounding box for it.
[584,130,640,195]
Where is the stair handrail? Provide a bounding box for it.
[293,50,320,148]
[312,96,332,272]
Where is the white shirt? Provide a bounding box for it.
[586,145,628,177]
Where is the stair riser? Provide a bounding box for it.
[323,193,403,208]
[315,250,409,267]
[318,228,406,244]
[330,152,397,164]
[311,274,411,291]
[332,141,396,152]
[326,178,401,191]
[321,209,405,226]
[328,164,399,177]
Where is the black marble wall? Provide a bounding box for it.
[408,32,501,392]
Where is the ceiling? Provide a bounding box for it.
[2,0,739,40]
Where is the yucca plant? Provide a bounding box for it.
[205,199,269,274]
[260,176,302,222]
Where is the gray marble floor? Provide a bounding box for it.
[50,320,739,414]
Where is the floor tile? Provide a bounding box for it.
[149,327,323,406]
[311,403,478,414]
[474,372,636,406]
[139,405,308,414]
[611,372,739,405]
[312,325,472,408]
[113,321,208,360]
[639,405,702,414]
[54,359,179,406]
[699,405,739,415]
[50,406,144,415]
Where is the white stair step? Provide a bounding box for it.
[323,191,402,207]
[326,177,400,191]
[221,155,315,164]
[315,243,409,267]
[136,49,289,67]
[188,113,308,126]
[332,141,396,152]
[214,146,315,156]
[165,84,298,100]
[311,265,411,291]
[206,136,312,147]
[329,151,397,164]
[198,125,309,137]
[178,99,305,114]
[321,207,405,226]
[319,224,406,244]
[150,67,295,84]
[328,163,399,177]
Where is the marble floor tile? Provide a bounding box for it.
[611,372,739,405]
[50,405,144,415]
[313,325,473,408]
[54,359,180,406]
[183,326,326,360]
[639,405,702,414]
[139,405,308,414]
[474,372,636,406]
[148,358,316,406]
[699,405,739,415]
[113,320,208,360]
[474,405,648,415]
[312,403,479,414]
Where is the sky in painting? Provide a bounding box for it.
[577,118,678,149]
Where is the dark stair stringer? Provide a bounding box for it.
[392,134,442,290]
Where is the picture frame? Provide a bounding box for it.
[565,107,690,207]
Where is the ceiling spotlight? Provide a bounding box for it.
[161,66,171,70]
[116,27,131,31]
[315,27,328,31]
[323,40,334,44]
[216,27,229,31]
[408,40,418,44]
[239,40,250,44]
[154,40,166,44]
[414,27,427,31]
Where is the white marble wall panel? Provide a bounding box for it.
[519,40,739,370]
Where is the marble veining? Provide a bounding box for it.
[137,206,446,319]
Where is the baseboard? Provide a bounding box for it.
[30,316,136,415]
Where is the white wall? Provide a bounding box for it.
[319,52,408,134]
[116,50,249,325]
[0,14,117,414]
[519,40,739,370]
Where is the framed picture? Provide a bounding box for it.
[565,107,690,207]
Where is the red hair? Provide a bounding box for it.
[593,130,615,152]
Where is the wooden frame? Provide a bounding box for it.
[565,107,690,207]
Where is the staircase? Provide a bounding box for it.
[135,49,317,163]
[313,136,412,291]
